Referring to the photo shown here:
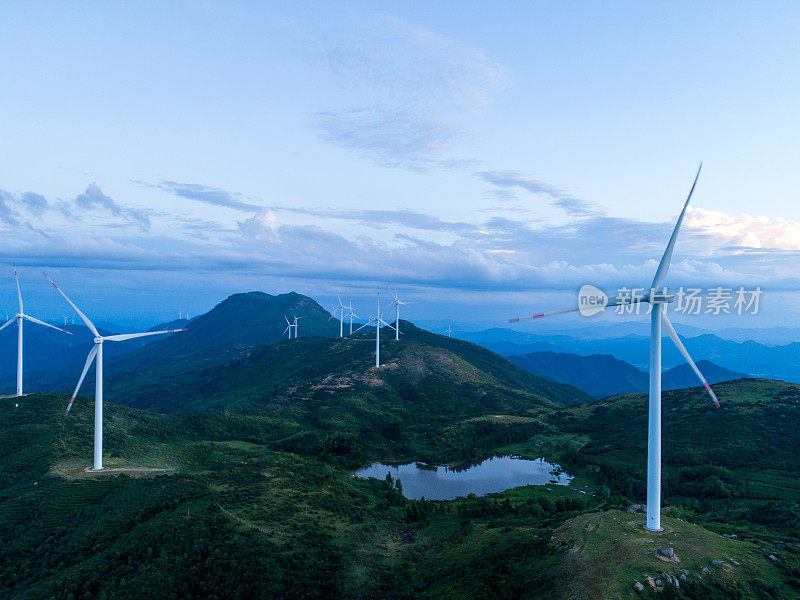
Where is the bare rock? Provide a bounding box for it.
[656,547,680,563]
[626,503,646,514]
[633,581,645,592]
[769,554,778,561]
[657,547,675,559]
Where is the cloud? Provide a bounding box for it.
[478,170,563,197]
[477,170,603,217]
[314,108,462,171]
[75,183,151,230]
[154,181,262,212]
[685,207,800,252]
[239,209,279,240]
[311,14,505,170]
[5,179,800,301]
[0,190,19,225]
[20,192,48,214]
[276,206,475,235]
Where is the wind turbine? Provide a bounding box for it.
[508,164,718,532]
[0,267,72,396]
[283,315,294,340]
[44,273,186,471]
[353,287,395,367]
[386,287,413,341]
[292,315,301,338]
[331,292,347,337]
[346,298,358,335]
[446,324,453,338]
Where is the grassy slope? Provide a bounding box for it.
[552,510,783,599]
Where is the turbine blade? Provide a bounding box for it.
[0,317,14,332]
[66,345,98,414]
[661,313,720,407]
[508,306,580,323]
[352,319,375,333]
[23,314,73,334]
[378,319,396,331]
[14,265,22,313]
[651,163,702,290]
[42,272,99,336]
[103,328,186,342]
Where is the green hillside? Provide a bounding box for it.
[102,322,590,466]
[2,362,799,598]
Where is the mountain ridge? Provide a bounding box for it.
[508,351,746,398]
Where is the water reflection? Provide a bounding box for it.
[355,456,572,500]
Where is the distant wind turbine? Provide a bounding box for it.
[507,164,718,532]
[0,267,72,396]
[283,315,294,340]
[446,324,453,338]
[331,292,347,337]
[346,298,358,335]
[44,272,186,471]
[292,315,301,338]
[386,286,413,341]
[353,287,395,367]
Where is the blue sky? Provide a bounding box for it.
[1,2,799,328]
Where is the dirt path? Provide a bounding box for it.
[217,505,272,534]
[84,466,175,473]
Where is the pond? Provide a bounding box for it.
[355,456,572,500]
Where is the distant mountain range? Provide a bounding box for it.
[461,327,800,383]
[507,351,745,398]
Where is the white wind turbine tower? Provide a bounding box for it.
[446,324,453,338]
[386,287,413,341]
[292,315,301,338]
[508,165,719,532]
[0,267,73,396]
[44,273,186,471]
[353,287,394,367]
[331,292,347,337]
[346,298,358,335]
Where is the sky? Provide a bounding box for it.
[1,1,799,330]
